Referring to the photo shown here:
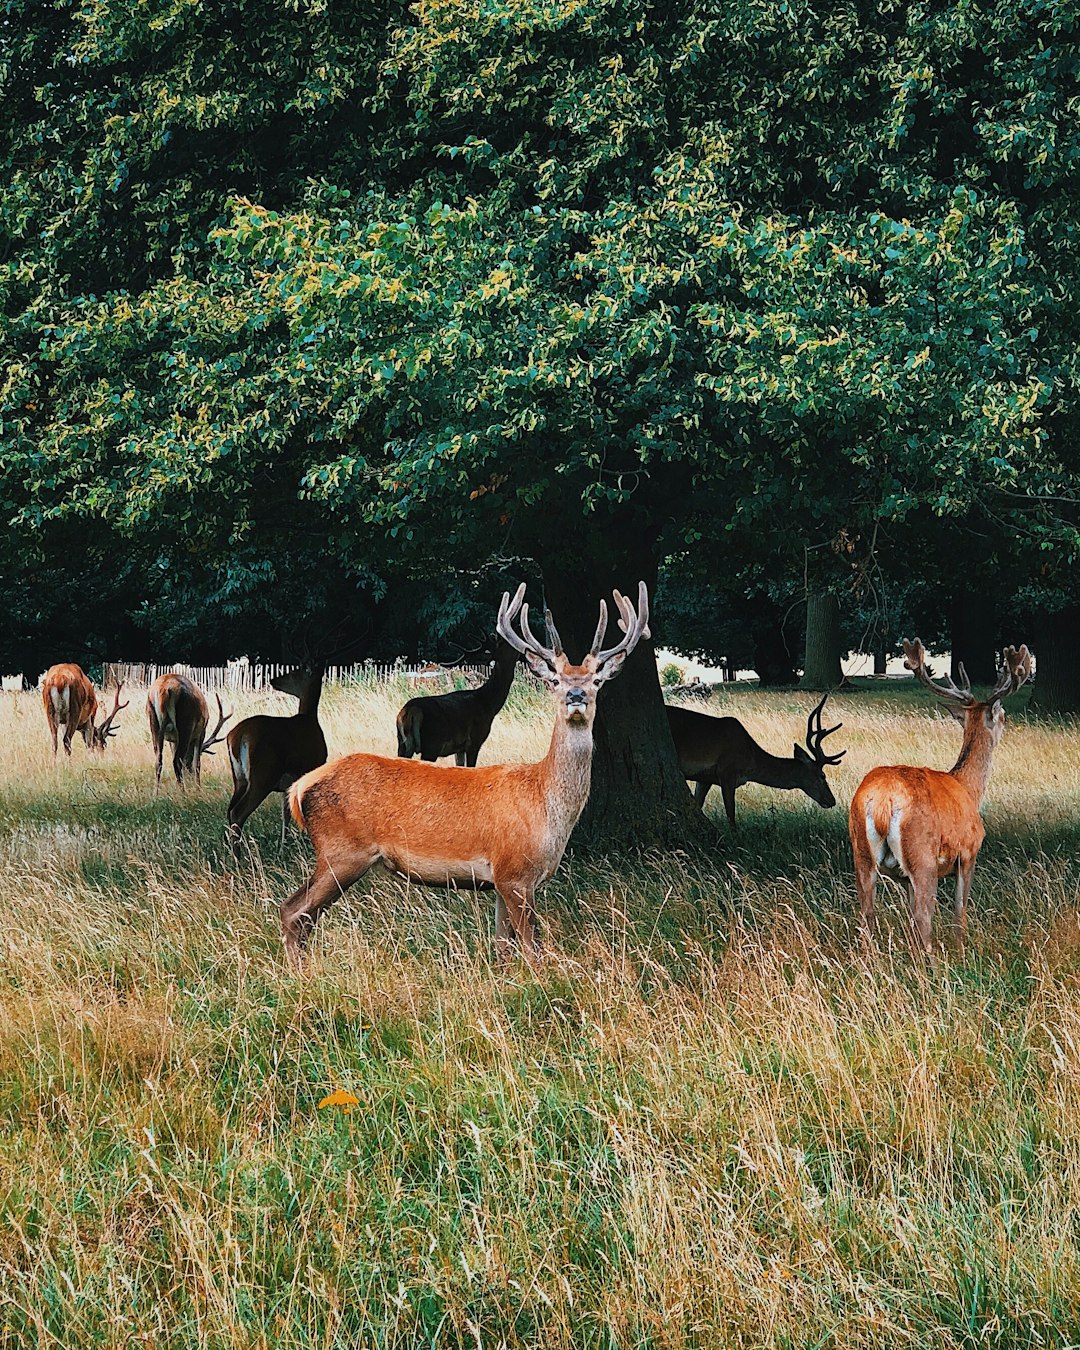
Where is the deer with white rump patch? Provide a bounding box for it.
[849,638,1031,953]
[147,673,231,787]
[281,581,649,967]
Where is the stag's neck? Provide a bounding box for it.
[950,720,995,804]
[748,744,803,789]
[541,716,595,843]
[298,677,323,717]
[478,648,517,713]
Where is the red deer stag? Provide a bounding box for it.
[226,665,327,849]
[147,673,231,787]
[396,638,519,765]
[668,693,846,823]
[42,665,128,756]
[850,639,1031,954]
[281,582,649,967]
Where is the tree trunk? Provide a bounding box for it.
[873,645,887,676]
[749,596,798,686]
[950,588,997,686]
[541,544,706,852]
[801,593,843,689]
[1028,607,1080,715]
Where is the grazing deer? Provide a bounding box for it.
[280,582,649,968]
[668,693,846,823]
[226,665,327,848]
[42,664,127,755]
[146,673,231,787]
[850,639,1032,953]
[396,638,519,766]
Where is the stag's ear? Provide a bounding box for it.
[946,703,967,725]
[592,650,628,685]
[793,744,813,764]
[524,649,560,689]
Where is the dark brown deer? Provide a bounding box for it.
[851,640,1031,954]
[42,664,128,756]
[147,673,230,787]
[280,582,649,967]
[226,665,327,848]
[667,693,846,824]
[396,638,519,765]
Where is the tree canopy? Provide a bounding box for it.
[3,0,1079,826]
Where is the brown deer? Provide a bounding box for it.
[42,664,128,756]
[396,638,519,765]
[280,582,649,967]
[226,665,328,848]
[667,693,846,823]
[146,673,231,787]
[850,639,1031,954]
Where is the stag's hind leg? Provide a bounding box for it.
[953,855,977,952]
[281,850,378,968]
[908,870,939,955]
[850,824,879,954]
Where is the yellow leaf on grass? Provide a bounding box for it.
[318,1089,360,1112]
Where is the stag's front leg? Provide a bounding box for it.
[493,878,540,967]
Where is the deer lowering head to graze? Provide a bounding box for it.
[850,639,1032,954]
[396,637,520,766]
[226,665,328,849]
[42,665,128,756]
[147,673,230,788]
[668,693,846,824]
[280,581,649,968]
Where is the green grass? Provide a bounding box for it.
[1,683,1080,1347]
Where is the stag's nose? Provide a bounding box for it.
[566,687,588,709]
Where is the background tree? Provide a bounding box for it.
[3,0,1079,844]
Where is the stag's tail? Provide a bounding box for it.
[288,780,309,833]
[396,704,422,758]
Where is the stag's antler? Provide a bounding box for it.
[805,692,846,765]
[97,681,129,740]
[596,581,650,665]
[497,583,556,664]
[200,693,232,756]
[986,645,1033,705]
[902,638,976,708]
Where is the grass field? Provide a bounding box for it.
[2,678,1080,1348]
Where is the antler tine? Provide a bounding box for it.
[200,692,232,756]
[544,608,565,657]
[805,692,846,764]
[596,581,650,664]
[902,636,975,707]
[100,680,129,735]
[497,584,556,665]
[987,643,1033,704]
[588,599,609,656]
[518,603,557,663]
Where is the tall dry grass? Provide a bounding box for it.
[1,680,1079,1348]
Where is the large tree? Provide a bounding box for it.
[3,0,1079,841]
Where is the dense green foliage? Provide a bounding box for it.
[3,0,1079,657]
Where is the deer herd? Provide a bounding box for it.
[37,584,1032,965]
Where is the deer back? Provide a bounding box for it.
[42,664,97,730]
[148,673,210,758]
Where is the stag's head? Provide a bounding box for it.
[270,665,323,700]
[90,682,128,752]
[792,692,846,807]
[497,582,650,729]
[903,638,1032,747]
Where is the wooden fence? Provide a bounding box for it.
[101,661,492,692]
